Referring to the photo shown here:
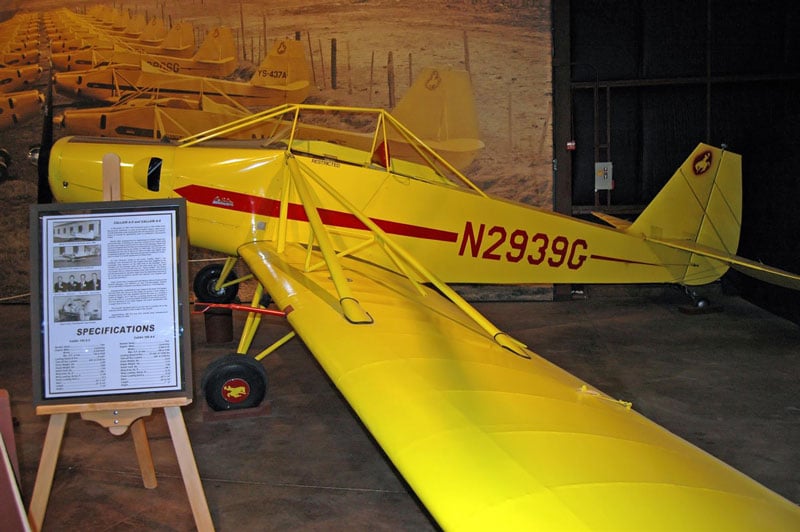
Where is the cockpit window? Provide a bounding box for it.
[147,157,162,191]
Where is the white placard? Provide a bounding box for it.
[40,209,183,399]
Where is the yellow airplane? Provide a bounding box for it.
[51,26,238,78]
[0,64,43,93]
[129,17,168,45]
[49,17,195,59]
[42,104,800,529]
[54,38,310,107]
[0,47,40,67]
[53,66,482,170]
[113,20,196,59]
[0,89,44,129]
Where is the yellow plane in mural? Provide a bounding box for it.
[54,38,309,107]
[51,26,237,78]
[53,67,483,170]
[0,89,44,129]
[42,104,800,529]
[0,64,42,93]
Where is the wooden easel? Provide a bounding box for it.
[28,398,214,531]
[29,157,211,530]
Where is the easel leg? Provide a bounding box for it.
[131,419,157,489]
[27,413,68,532]
[163,406,214,531]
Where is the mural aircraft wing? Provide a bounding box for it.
[236,237,800,530]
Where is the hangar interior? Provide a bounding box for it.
[554,0,800,323]
[1,1,799,530]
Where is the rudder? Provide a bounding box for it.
[250,39,309,89]
[627,143,743,284]
[193,26,236,62]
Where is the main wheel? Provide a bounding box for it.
[193,264,239,303]
[201,354,268,411]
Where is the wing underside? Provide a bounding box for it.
[238,240,800,530]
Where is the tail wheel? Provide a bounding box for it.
[201,354,268,411]
[193,263,239,303]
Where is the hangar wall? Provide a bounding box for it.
[554,0,800,323]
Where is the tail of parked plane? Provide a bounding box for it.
[139,18,167,44]
[623,144,800,289]
[159,21,195,53]
[193,26,236,64]
[391,66,484,169]
[393,66,481,146]
[250,39,309,90]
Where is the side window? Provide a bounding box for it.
[147,157,162,192]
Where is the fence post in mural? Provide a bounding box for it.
[369,50,375,102]
[331,38,337,90]
[306,30,318,88]
[262,13,267,59]
[387,51,396,108]
[239,3,246,61]
[347,41,353,95]
[318,39,327,90]
[463,30,471,74]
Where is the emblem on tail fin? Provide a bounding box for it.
[693,150,713,175]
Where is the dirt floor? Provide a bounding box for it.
[0,0,552,302]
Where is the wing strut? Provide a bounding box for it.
[285,153,373,324]
[288,154,529,358]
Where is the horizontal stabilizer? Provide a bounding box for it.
[592,211,632,230]
[648,236,800,290]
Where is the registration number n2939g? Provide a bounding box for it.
[457,222,588,269]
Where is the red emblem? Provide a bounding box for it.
[692,151,713,175]
[221,378,250,403]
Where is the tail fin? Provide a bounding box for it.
[139,18,167,44]
[627,144,742,285]
[393,67,480,143]
[250,39,310,89]
[391,66,484,169]
[193,26,236,63]
[124,14,147,38]
[160,22,195,52]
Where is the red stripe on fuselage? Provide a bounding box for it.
[175,184,459,243]
[590,254,660,266]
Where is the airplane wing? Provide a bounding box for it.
[647,236,800,290]
[237,239,800,530]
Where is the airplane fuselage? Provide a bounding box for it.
[48,135,714,286]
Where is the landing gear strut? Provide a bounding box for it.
[678,286,721,315]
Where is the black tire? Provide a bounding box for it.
[0,161,8,182]
[201,354,268,411]
[0,148,10,167]
[193,264,239,303]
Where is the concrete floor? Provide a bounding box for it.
[2,284,799,530]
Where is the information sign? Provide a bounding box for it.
[30,199,191,405]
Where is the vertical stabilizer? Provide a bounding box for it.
[393,67,480,142]
[390,66,484,169]
[139,18,167,44]
[159,22,195,52]
[193,27,236,63]
[628,144,742,284]
[250,39,310,89]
